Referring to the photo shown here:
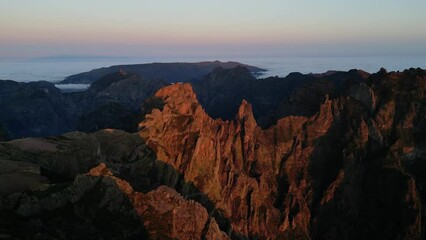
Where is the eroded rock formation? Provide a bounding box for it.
[139,68,426,239]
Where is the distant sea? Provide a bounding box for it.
[0,56,425,90]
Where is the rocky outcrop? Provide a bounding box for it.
[349,82,376,112]
[139,68,426,239]
[1,129,158,190]
[0,163,229,239]
[139,83,316,238]
[88,163,218,240]
[0,164,146,239]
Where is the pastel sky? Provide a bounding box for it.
[1,0,426,59]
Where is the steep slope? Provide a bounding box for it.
[0,71,167,139]
[192,67,369,127]
[139,68,426,239]
[70,71,167,132]
[0,80,75,139]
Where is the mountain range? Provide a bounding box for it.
[0,62,425,239]
[60,61,265,84]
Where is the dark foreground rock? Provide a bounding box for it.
[0,163,229,239]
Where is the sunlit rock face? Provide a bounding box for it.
[140,68,426,239]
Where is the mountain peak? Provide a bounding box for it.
[237,99,255,122]
[154,83,199,115]
[156,83,196,99]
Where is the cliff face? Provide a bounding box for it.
[191,67,369,128]
[139,83,326,238]
[139,68,426,239]
[72,71,167,132]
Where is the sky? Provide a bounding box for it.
[1,0,426,59]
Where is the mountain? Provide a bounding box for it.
[0,71,167,139]
[0,63,367,140]
[70,70,167,132]
[192,66,369,127]
[60,61,266,84]
[139,68,426,239]
[0,80,75,139]
[1,67,425,239]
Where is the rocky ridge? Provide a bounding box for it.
[191,66,369,127]
[0,65,368,139]
[139,68,426,239]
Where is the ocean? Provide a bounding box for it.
[0,56,425,90]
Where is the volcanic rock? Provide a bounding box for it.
[139,68,426,239]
